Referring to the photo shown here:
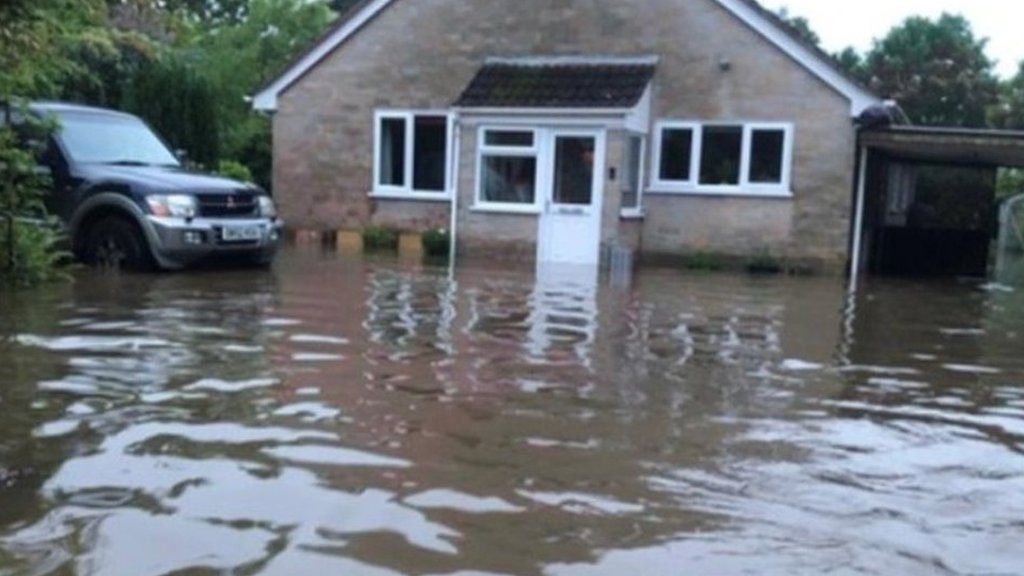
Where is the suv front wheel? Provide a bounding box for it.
[84,216,154,271]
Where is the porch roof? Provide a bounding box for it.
[861,125,1024,168]
[454,56,657,110]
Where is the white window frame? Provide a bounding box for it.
[473,126,543,214]
[649,120,794,198]
[371,109,454,200]
[621,132,647,218]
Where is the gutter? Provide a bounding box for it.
[448,113,462,264]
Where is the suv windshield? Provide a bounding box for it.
[56,112,179,166]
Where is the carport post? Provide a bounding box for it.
[849,145,869,288]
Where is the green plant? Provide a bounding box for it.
[0,106,69,287]
[421,228,450,258]
[746,250,783,275]
[683,251,723,271]
[362,225,399,252]
[216,159,253,183]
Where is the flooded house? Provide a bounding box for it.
[252,0,1024,277]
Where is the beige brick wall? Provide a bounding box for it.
[274,0,859,265]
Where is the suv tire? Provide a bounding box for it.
[84,216,154,271]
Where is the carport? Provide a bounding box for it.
[850,125,1024,280]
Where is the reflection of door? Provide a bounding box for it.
[538,130,605,265]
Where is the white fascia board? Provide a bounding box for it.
[252,0,395,111]
[714,0,882,116]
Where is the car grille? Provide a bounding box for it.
[197,193,259,218]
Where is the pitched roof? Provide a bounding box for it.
[252,0,881,115]
[454,57,657,109]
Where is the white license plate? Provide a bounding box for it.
[221,226,261,242]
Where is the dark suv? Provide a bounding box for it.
[22,102,282,270]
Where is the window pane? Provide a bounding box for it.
[553,136,595,205]
[413,116,447,191]
[482,155,536,204]
[379,117,406,187]
[621,136,643,209]
[749,129,785,184]
[658,128,692,182]
[485,130,533,147]
[699,126,742,186]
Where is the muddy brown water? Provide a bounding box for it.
[0,248,1022,575]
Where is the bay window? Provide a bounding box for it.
[652,121,793,195]
[373,110,452,198]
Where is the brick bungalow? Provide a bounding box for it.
[253,0,888,270]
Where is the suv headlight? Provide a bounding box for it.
[258,195,278,218]
[146,194,197,218]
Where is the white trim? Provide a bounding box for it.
[456,107,634,116]
[252,0,392,111]
[646,187,793,199]
[484,55,659,67]
[368,191,452,202]
[715,0,880,116]
[371,109,454,199]
[650,119,794,197]
[250,0,881,114]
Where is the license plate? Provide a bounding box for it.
[221,225,261,242]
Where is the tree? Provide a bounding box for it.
[991,61,1024,130]
[834,47,868,82]
[0,0,88,285]
[863,13,999,127]
[775,8,820,47]
[191,0,334,187]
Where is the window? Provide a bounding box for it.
[373,111,451,197]
[476,128,540,211]
[652,121,793,195]
[699,126,743,186]
[621,134,646,215]
[658,127,693,183]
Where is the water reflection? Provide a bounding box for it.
[0,250,1022,575]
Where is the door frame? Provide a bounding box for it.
[536,127,607,265]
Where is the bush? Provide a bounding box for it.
[682,251,723,271]
[0,219,69,287]
[421,228,450,258]
[0,106,68,287]
[362,225,399,252]
[216,159,253,183]
[746,250,784,275]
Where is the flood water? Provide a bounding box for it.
[0,248,1022,575]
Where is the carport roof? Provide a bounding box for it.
[861,125,1024,168]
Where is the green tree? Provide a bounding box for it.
[834,47,867,81]
[191,0,334,188]
[991,61,1024,130]
[863,13,999,127]
[0,0,88,285]
[122,53,220,167]
[775,8,820,47]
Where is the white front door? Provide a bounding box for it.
[537,130,605,265]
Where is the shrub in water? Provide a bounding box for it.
[421,228,450,258]
[362,225,399,251]
[746,250,784,275]
[683,252,723,271]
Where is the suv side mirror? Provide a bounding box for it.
[175,149,188,162]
